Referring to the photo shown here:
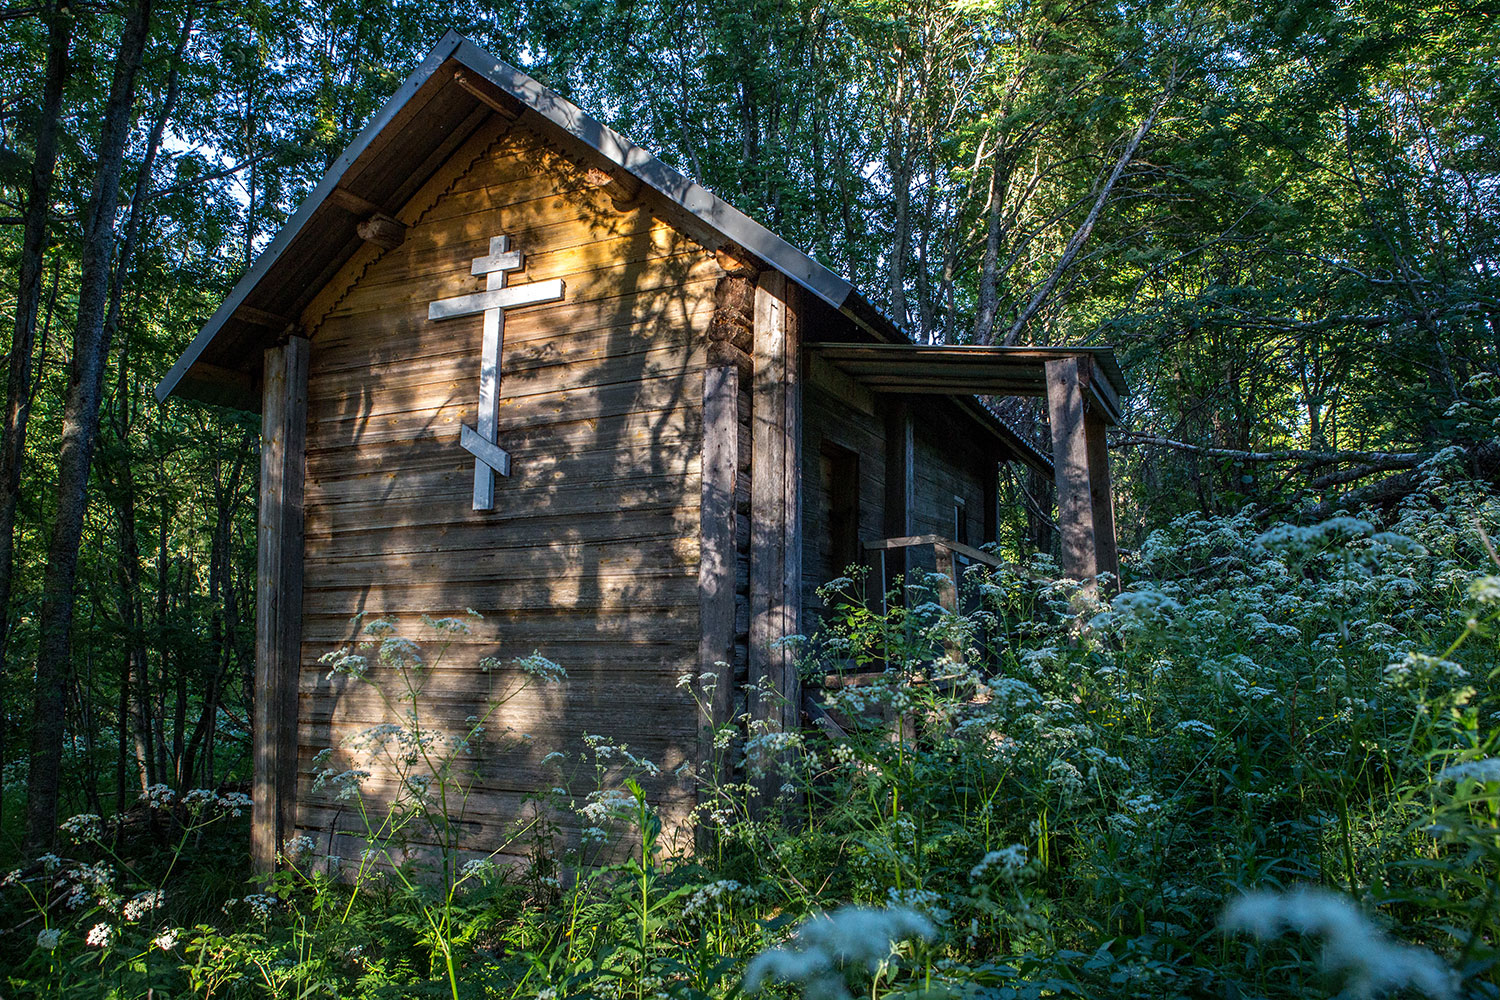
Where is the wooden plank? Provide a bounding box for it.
[1084,411,1119,590]
[253,336,308,873]
[748,271,801,744]
[698,362,739,782]
[1045,356,1100,591]
[300,572,699,616]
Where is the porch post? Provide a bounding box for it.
[1044,356,1118,594]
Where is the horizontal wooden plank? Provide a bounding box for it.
[305,537,698,588]
[350,219,699,303]
[307,341,705,426]
[300,605,701,644]
[304,373,705,451]
[310,282,714,381]
[300,571,701,616]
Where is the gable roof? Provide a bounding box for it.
[155,32,1120,471]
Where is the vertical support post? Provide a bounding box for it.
[1045,356,1118,595]
[253,334,308,872]
[982,458,1000,546]
[749,271,801,739]
[1085,412,1119,588]
[698,362,739,779]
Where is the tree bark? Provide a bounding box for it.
[26,0,154,849]
[0,0,71,827]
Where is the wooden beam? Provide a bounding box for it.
[983,458,1000,546]
[749,271,801,742]
[1045,356,1117,594]
[1085,411,1119,589]
[453,69,521,119]
[355,213,406,250]
[237,304,293,329]
[698,362,739,791]
[584,165,643,208]
[252,335,308,872]
[327,186,382,217]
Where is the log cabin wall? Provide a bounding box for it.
[292,113,719,861]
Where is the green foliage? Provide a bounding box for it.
[5,475,1500,998]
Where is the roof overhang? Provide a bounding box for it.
[155,31,861,410]
[810,343,1127,427]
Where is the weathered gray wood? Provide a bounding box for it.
[328,186,383,217]
[749,271,801,738]
[356,213,406,250]
[698,362,739,781]
[1084,411,1119,590]
[884,400,915,583]
[426,278,565,321]
[982,458,1000,546]
[253,335,308,872]
[459,423,512,476]
[1045,356,1101,590]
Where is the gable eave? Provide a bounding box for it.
[155,32,857,410]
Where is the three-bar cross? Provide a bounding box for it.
[428,235,565,509]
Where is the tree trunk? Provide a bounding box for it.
[26,0,154,849]
[0,0,71,829]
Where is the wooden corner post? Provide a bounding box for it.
[1044,356,1119,594]
[749,271,801,739]
[253,334,308,872]
[698,357,739,778]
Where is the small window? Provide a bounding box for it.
[953,495,968,546]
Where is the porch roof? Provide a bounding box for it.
[808,343,1127,426]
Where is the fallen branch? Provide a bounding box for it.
[1114,432,1424,467]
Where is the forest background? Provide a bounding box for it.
[0,0,1497,993]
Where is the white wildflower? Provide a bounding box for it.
[971,844,1029,880]
[154,928,179,951]
[123,889,164,922]
[1435,758,1500,784]
[59,812,102,841]
[743,906,934,999]
[1221,887,1456,999]
[514,651,567,682]
[85,922,113,948]
[36,927,61,950]
[1175,719,1216,740]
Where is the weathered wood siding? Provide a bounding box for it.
[800,359,887,626]
[292,116,716,860]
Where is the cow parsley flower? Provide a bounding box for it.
[744,906,934,999]
[85,922,113,948]
[1221,887,1456,999]
[36,928,61,951]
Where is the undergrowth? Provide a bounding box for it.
[5,468,1500,999]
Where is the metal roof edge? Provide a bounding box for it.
[157,32,859,404]
[448,38,854,310]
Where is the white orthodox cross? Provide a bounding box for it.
[427,235,565,510]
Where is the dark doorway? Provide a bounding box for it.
[821,444,861,574]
